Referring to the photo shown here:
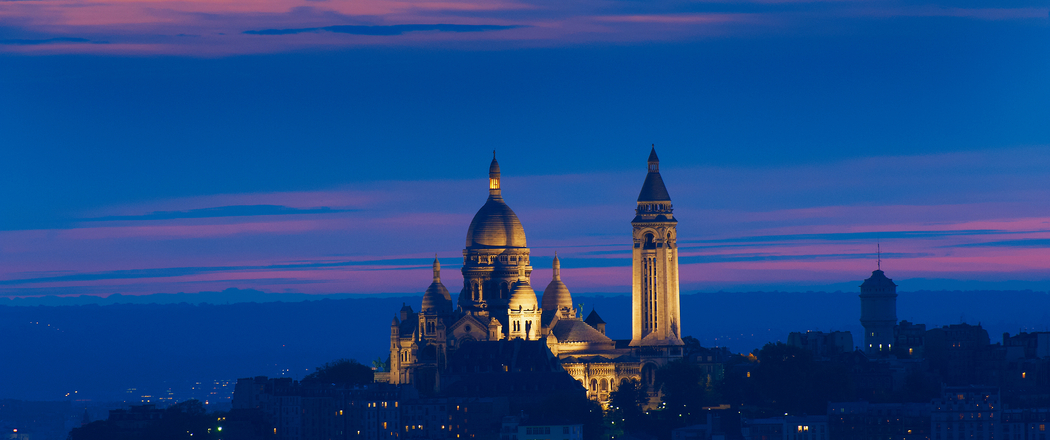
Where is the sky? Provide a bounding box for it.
[1,0,1049,299]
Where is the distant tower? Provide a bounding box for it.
[630,146,684,347]
[860,260,897,355]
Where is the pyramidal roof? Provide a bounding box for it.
[637,146,671,202]
[584,309,605,326]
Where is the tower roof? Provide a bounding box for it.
[541,253,573,312]
[550,320,612,344]
[466,154,527,248]
[860,269,897,289]
[489,154,500,175]
[584,309,606,326]
[637,146,671,202]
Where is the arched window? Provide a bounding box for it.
[600,379,609,391]
[590,379,598,391]
[642,363,656,386]
[644,233,656,249]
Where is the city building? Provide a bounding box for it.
[787,331,854,359]
[742,416,828,440]
[931,386,1001,440]
[1004,333,1050,360]
[895,321,927,359]
[1001,408,1050,440]
[828,401,930,440]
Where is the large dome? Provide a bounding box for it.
[465,198,527,248]
[465,155,527,249]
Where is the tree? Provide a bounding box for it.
[752,342,852,415]
[607,378,647,435]
[655,359,710,426]
[302,358,373,385]
[682,336,703,358]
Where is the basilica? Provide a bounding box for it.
[387,147,686,405]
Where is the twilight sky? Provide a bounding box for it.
[1,0,1048,299]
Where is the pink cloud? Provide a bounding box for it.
[3,146,1050,297]
[3,0,1045,55]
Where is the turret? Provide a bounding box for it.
[489,151,501,199]
[421,256,453,316]
[542,253,575,318]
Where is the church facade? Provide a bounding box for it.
[387,148,685,405]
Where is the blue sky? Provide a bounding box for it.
[1,0,1049,298]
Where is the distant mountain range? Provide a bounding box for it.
[1,289,1048,402]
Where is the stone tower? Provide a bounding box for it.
[459,154,533,330]
[630,146,684,347]
[860,267,897,355]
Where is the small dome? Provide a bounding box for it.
[421,256,452,315]
[541,254,573,312]
[508,279,538,310]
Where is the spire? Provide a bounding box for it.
[489,152,501,198]
[433,254,441,282]
[877,242,881,270]
[552,252,561,280]
[637,145,671,202]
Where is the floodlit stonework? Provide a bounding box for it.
[388,148,685,406]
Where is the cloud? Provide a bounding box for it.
[81,205,354,222]
[0,256,462,286]
[679,251,928,265]
[0,37,92,45]
[243,24,522,36]
[949,238,1050,248]
[678,229,1041,246]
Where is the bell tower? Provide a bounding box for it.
[630,146,684,347]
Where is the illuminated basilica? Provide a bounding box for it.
[388,148,685,405]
